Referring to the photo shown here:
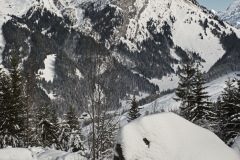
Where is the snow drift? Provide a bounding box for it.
[116,113,240,160]
[0,147,87,160]
[0,148,34,160]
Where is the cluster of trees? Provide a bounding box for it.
[174,56,240,145]
[0,56,27,148]
[0,56,84,153]
[216,79,240,145]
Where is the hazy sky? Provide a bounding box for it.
[197,0,236,12]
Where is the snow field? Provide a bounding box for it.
[0,147,87,160]
[37,54,57,99]
[170,0,226,72]
[38,54,56,82]
[117,112,240,160]
[149,74,179,91]
[232,136,240,153]
[0,148,34,160]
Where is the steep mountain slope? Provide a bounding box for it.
[0,0,36,67]
[1,0,240,113]
[218,0,240,29]
[83,0,240,86]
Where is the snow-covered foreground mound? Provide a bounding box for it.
[0,148,34,160]
[0,147,87,160]
[116,113,240,160]
[232,136,240,154]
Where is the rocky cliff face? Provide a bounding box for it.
[1,0,240,113]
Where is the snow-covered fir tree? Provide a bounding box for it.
[64,106,84,152]
[225,79,240,145]
[0,69,12,148]
[36,104,60,149]
[191,64,212,124]
[0,56,28,148]
[218,79,236,145]
[9,56,27,145]
[128,95,141,122]
[66,105,79,131]
[174,57,195,120]
[231,80,240,124]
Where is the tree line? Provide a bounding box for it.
[174,56,240,146]
[0,56,84,154]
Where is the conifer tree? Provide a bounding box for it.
[36,104,60,149]
[128,95,141,122]
[174,56,195,120]
[0,69,12,148]
[64,105,83,152]
[218,79,236,144]
[227,79,240,144]
[66,106,79,130]
[8,56,27,144]
[191,64,211,123]
[220,80,235,122]
[0,56,27,147]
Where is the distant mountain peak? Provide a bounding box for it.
[218,0,240,29]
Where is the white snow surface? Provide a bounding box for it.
[38,54,56,82]
[117,112,240,160]
[232,136,240,154]
[0,148,34,160]
[149,74,179,91]
[36,149,68,160]
[0,147,87,160]
[35,148,87,160]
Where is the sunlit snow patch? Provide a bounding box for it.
[149,74,179,91]
[76,68,83,79]
[38,54,56,82]
[0,148,34,160]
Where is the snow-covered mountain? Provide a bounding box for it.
[1,0,240,111]
[218,0,240,29]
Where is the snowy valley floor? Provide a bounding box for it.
[120,71,240,125]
